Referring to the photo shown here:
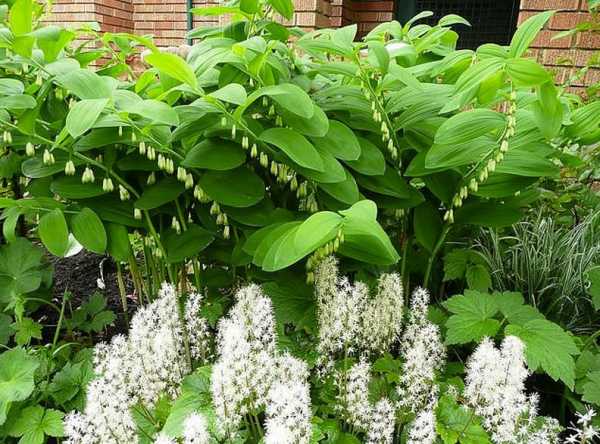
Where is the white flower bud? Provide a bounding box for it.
[25,142,35,156]
[134,208,142,220]
[147,172,156,185]
[65,160,76,176]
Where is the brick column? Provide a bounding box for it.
[519,0,600,93]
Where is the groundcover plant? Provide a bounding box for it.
[0,0,600,442]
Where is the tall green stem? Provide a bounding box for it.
[423,224,451,289]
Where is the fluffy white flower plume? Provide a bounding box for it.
[341,360,395,443]
[361,273,404,355]
[366,399,395,444]
[344,360,373,430]
[65,283,191,444]
[265,378,312,444]
[154,434,176,444]
[183,412,210,444]
[315,256,404,363]
[406,406,436,444]
[464,335,530,443]
[184,292,212,363]
[211,284,278,435]
[397,288,445,413]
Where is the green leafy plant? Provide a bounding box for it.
[0,0,585,300]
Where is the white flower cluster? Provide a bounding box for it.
[342,361,395,444]
[183,412,210,444]
[64,283,199,444]
[265,355,312,444]
[184,292,212,362]
[397,288,445,414]
[464,336,529,442]
[211,284,312,442]
[565,409,600,444]
[406,406,436,444]
[314,256,404,363]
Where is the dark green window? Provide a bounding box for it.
[396,0,521,49]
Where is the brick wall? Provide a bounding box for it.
[46,0,599,89]
[520,0,599,93]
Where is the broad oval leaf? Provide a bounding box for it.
[70,208,107,254]
[260,127,324,171]
[38,208,69,257]
[312,120,361,161]
[182,139,246,170]
[434,109,506,146]
[50,176,107,199]
[66,98,109,138]
[134,177,185,210]
[199,167,264,207]
[144,52,198,89]
[344,137,385,176]
[164,224,215,263]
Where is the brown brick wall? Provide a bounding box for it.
[45,0,599,89]
[520,0,599,93]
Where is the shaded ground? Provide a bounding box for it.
[49,251,137,336]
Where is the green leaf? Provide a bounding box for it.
[71,208,107,254]
[56,69,114,99]
[509,10,555,58]
[260,212,341,271]
[263,279,316,332]
[434,109,506,146]
[312,120,361,161]
[8,406,64,443]
[9,0,32,36]
[444,290,501,345]
[120,99,179,126]
[414,202,442,252]
[209,84,247,105]
[587,266,600,310]
[268,0,294,19]
[164,224,214,263]
[106,223,131,262]
[436,395,492,444]
[0,94,36,109]
[505,319,578,389]
[318,169,359,205]
[505,58,551,87]
[246,84,314,119]
[494,291,544,325]
[465,264,491,292]
[50,176,107,199]
[13,317,42,346]
[260,127,324,171]
[0,348,39,425]
[0,238,44,299]
[66,98,109,138]
[0,79,24,96]
[145,52,198,89]
[344,137,386,176]
[583,371,600,406]
[338,201,400,265]
[443,249,469,281]
[38,208,69,257]
[455,201,522,228]
[281,104,329,137]
[198,167,264,207]
[182,139,246,170]
[135,177,185,210]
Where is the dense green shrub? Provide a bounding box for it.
[1,0,597,296]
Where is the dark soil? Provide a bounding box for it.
[49,251,138,337]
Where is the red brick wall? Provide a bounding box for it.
[46,0,599,89]
[520,0,599,93]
